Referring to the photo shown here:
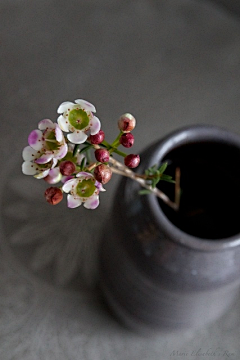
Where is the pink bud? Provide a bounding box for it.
[120,133,134,148]
[95,148,110,163]
[118,113,136,133]
[59,161,76,176]
[124,154,140,168]
[45,187,63,205]
[94,164,112,184]
[89,130,105,144]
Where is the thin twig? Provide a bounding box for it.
[93,143,179,211]
[174,167,181,211]
[87,162,98,171]
[109,157,178,210]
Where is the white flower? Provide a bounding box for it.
[62,171,105,209]
[22,119,68,179]
[57,99,101,144]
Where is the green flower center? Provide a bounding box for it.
[76,178,95,198]
[68,109,89,130]
[45,131,59,151]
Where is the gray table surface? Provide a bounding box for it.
[1,1,240,359]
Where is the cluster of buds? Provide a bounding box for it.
[117,114,140,168]
[22,99,141,210]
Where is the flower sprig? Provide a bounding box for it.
[22,99,179,210]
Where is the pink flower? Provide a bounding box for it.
[22,119,67,179]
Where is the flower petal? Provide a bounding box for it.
[67,194,82,208]
[90,116,101,135]
[22,161,38,175]
[22,146,38,161]
[28,129,43,150]
[95,181,106,192]
[57,115,70,132]
[76,171,94,178]
[55,124,63,142]
[61,175,74,184]
[55,143,68,160]
[35,153,54,164]
[57,101,74,114]
[67,131,88,144]
[84,195,99,209]
[62,178,77,193]
[74,99,96,113]
[38,119,54,130]
[34,169,50,179]
[52,158,58,168]
[44,167,62,184]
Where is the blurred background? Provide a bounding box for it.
[1,1,240,359]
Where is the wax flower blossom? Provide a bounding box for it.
[57,99,101,144]
[22,98,177,212]
[62,171,105,209]
[22,119,68,179]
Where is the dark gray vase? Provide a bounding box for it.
[99,125,240,332]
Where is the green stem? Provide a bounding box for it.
[110,131,123,148]
[101,140,112,149]
[111,148,127,157]
[101,139,126,157]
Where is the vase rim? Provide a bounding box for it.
[146,124,240,251]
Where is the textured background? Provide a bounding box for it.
[1,1,240,359]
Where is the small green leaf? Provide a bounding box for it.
[151,177,160,188]
[79,157,86,171]
[79,144,92,154]
[73,145,80,157]
[139,189,152,195]
[151,164,158,171]
[161,174,172,180]
[158,162,168,174]
[86,148,92,164]
[147,164,157,175]
[166,179,176,184]
[160,174,175,183]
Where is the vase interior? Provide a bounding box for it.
[158,141,240,239]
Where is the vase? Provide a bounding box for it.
[99,125,240,332]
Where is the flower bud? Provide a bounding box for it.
[59,161,76,176]
[118,113,136,133]
[95,148,110,163]
[124,154,140,168]
[45,187,63,205]
[89,130,105,144]
[120,133,134,148]
[94,164,112,184]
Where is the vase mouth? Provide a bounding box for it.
[146,124,240,251]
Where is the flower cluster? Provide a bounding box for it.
[22,99,141,210]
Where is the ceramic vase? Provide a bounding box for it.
[99,125,240,331]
